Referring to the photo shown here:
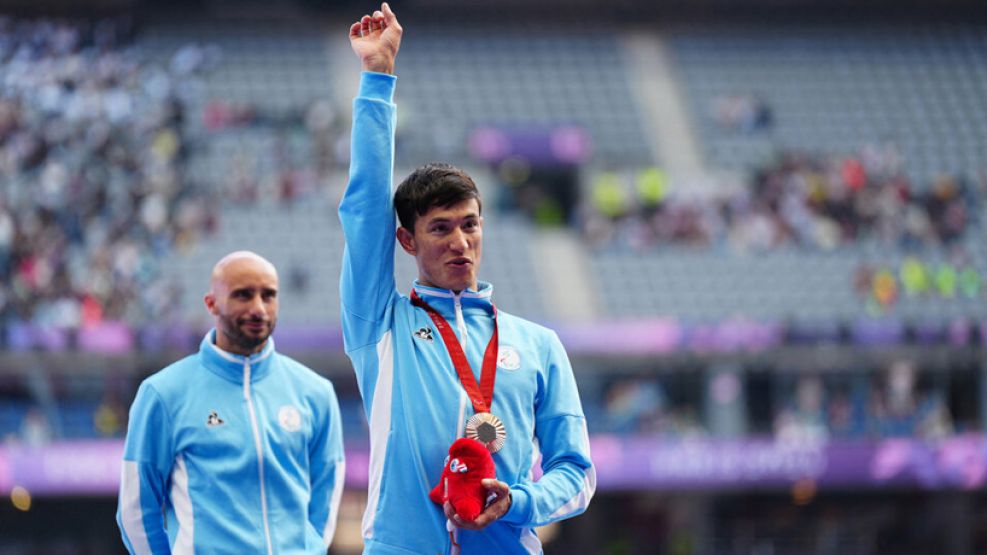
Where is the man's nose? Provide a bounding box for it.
[247,295,267,317]
[448,229,469,253]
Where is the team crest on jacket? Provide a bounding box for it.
[497,346,521,370]
[206,410,225,427]
[278,406,302,432]
[413,326,434,342]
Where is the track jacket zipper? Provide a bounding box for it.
[243,359,274,555]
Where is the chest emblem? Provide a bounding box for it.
[206,410,225,427]
[497,346,521,371]
[414,326,434,342]
[278,405,302,433]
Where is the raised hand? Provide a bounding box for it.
[349,2,402,75]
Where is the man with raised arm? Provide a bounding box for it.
[340,5,595,554]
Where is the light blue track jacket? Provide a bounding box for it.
[116,332,345,555]
[339,72,596,555]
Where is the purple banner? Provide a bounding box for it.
[3,435,987,496]
[0,440,371,496]
[469,126,592,165]
[0,440,124,495]
[591,435,987,491]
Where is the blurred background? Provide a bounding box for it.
[0,0,985,553]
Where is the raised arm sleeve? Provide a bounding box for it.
[116,382,175,555]
[501,333,596,528]
[339,71,399,354]
[307,381,346,547]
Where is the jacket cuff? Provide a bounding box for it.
[500,486,531,526]
[359,71,396,103]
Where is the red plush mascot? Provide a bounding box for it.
[429,437,496,522]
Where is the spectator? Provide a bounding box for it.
[775,376,829,445]
[868,360,953,439]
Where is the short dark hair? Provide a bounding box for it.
[393,162,482,230]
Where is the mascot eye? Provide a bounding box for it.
[449,458,469,473]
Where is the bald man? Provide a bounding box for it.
[117,251,345,555]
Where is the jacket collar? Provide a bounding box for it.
[411,280,494,318]
[199,330,276,384]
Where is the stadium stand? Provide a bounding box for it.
[581,22,987,323]
[394,23,654,167]
[668,22,987,184]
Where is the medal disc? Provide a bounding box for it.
[465,412,507,453]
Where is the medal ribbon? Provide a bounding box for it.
[411,290,498,414]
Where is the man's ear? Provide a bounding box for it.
[204,292,219,316]
[396,226,416,255]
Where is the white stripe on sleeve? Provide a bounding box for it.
[362,331,395,540]
[548,468,597,520]
[521,528,542,554]
[322,459,346,545]
[171,454,195,554]
[548,421,596,520]
[119,461,154,555]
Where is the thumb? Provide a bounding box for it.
[382,2,398,25]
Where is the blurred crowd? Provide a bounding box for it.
[599,376,706,438]
[590,359,966,442]
[0,17,215,339]
[773,361,955,445]
[206,96,349,206]
[582,146,983,253]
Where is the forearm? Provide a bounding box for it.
[308,456,346,545]
[118,383,174,553]
[308,389,346,545]
[501,415,595,528]
[117,461,172,554]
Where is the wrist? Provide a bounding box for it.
[501,487,531,525]
[361,57,394,75]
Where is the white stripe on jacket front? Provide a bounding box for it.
[119,461,154,555]
[171,454,194,554]
[363,331,395,540]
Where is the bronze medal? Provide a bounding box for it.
[465,412,507,453]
